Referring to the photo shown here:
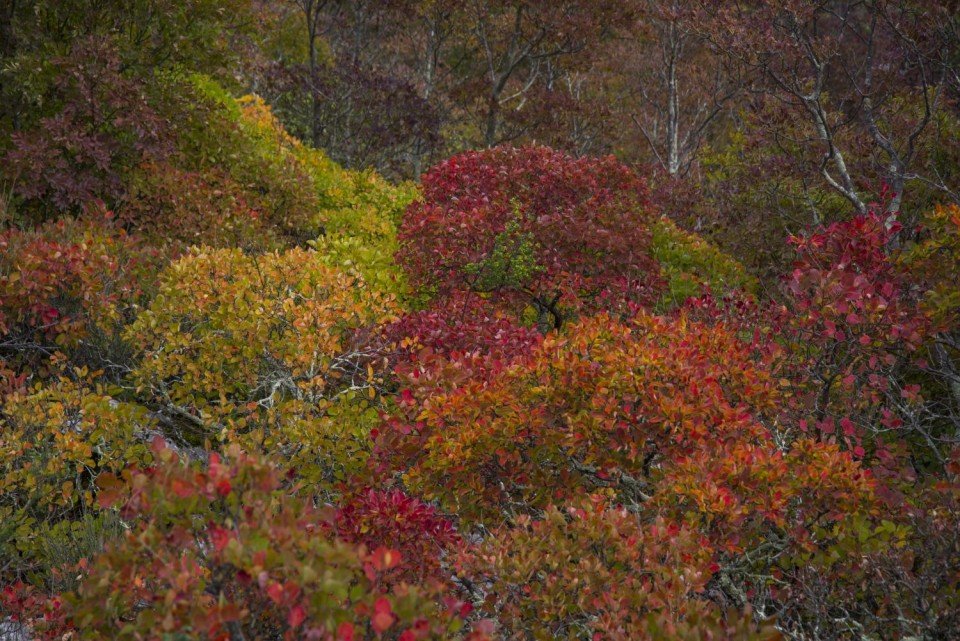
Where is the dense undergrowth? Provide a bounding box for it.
[1,5,959,640]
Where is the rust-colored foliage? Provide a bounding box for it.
[0,214,160,358]
[379,310,874,548]
[458,498,780,641]
[120,162,271,251]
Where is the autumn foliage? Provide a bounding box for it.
[2,7,960,639]
[397,145,664,328]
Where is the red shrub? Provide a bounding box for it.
[0,214,160,352]
[782,211,931,462]
[334,488,460,585]
[383,291,543,363]
[6,440,485,641]
[4,37,171,214]
[118,162,272,250]
[397,145,664,328]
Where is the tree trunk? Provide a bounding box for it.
[484,96,498,147]
[666,22,680,175]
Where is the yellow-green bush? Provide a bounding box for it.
[126,247,398,491]
[0,372,153,581]
[237,93,417,295]
[651,215,757,310]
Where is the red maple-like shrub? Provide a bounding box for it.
[396,145,664,328]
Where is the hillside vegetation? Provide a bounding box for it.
[1,2,959,640]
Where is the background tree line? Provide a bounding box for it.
[245,0,960,278]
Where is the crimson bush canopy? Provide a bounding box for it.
[397,145,664,328]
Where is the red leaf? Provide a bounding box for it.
[372,598,394,633]
[266,582,284,605]
[840,418,857,436]
[215,478,232,497]
[337,621,355,641]
[171,478,194,499]
[370,547,402,572]
[209,526,231,553]
[287,604,307,628]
